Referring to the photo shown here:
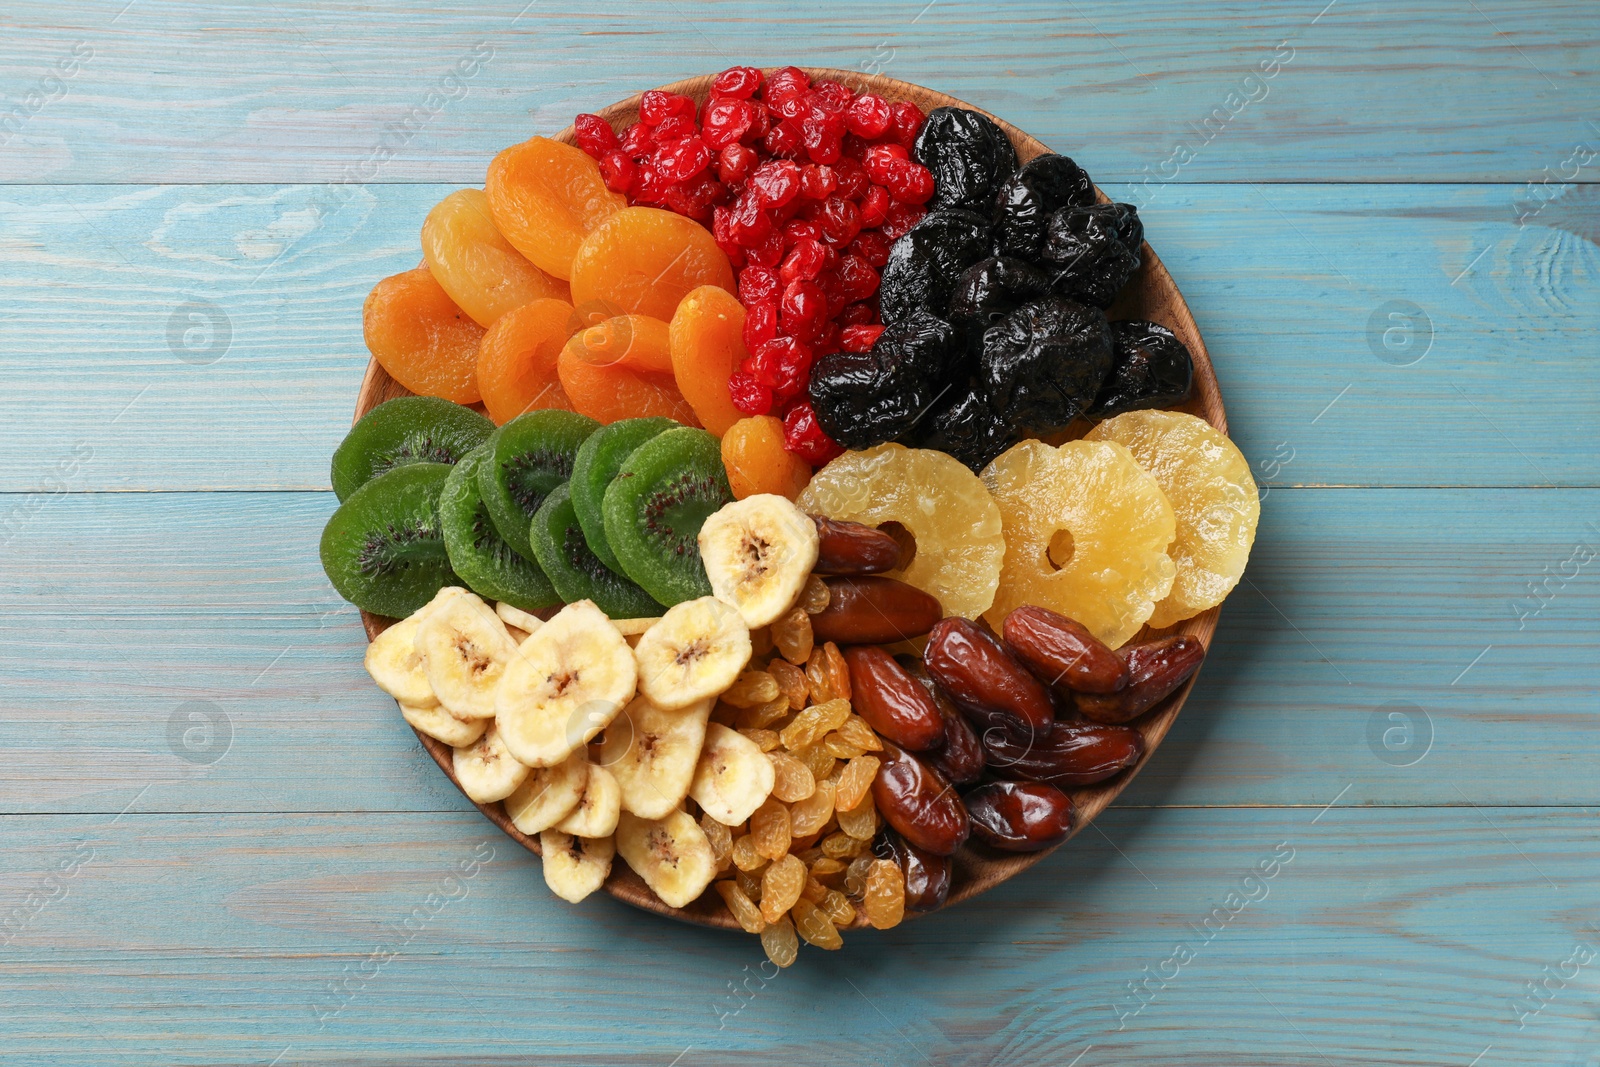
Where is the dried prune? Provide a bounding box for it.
[912,384,1017,472]
[1041,203,1142,309]
[979,296,1113,439]
[994,153,1096,260]
[912,107,1018,214]
[946,256,1053,334]
[808,309,960,448]
[877,209,993,324]
[1086,320,1194,420]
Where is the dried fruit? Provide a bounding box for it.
[423,188,571,328]
[716,879,768,932]
[723,671,782,709]
[981,439,1177,649]
[799,574,831,613]
[363,268,486,404]
[911,107,1018,214]
[964,780,1074,851]
[780,698,851,751]
[486,136,626,279]
[721,416,812,500]
[824,642,852,702]
[570,314,675,374]
[980,296,1112,439]
[807,310,960,448]
[809,576,943,644]
[1084,410,1259,627]
[702,813,735,869]
[805,647,835,704]
[835,715,882,753]
[791,897,843,949]
[910,385,1017,474]
[819,889,857,927]
[762,914,799,967]
[797,443,1004,619]
[767,749,817,803]
[1073,634,1206,723]
[788,778,836,837]
[946,256,1053,334]
[907,667,986,785]
[750,797,793,861]
[740,727,781,752]
[982,720,1144,787]
[1002,604,1130,695]
[870,742,969,856]
[669,284,749,435]
[821,830,868,859]
[1086,320,1194,420]
[558,334,699,425]
[769,657,809,709]
[1041,203,1142,309]
[731,833,765,871]
[924,617,1056,739]
[834,755,881,812]
[874,831,952,912]
[994,153,1096,260]
[811,516,903,575]
[843,646,945,751]
[863,859,906,928]
[475,298,577,425]
[570,206,736,321]
[760,853,808,922]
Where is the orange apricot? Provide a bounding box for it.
[363,267,485,404]
[485,137,625,280]
[568,314,674,375]
[557,335,699,426]
[475,298,577,425]
[569,207,735,322]
[422,188,570,327]
[669,284,748,435]
[721,416,812,500]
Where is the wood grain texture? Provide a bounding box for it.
[3,182,1594,491]
[2,0,1594,184]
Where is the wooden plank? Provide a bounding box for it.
[0,806,1595,1065]
[0,182,1595,491]
[2,0,1594,184]
[1,487,1593,813]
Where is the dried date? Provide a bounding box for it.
[810,576,943,645]
[964,781,1074,852]
[924,617,1055,738]
[981,720,1143,787]
[870,742,969,856]
[811,516,903,575]
[1074,635,1205,723]
[844,646,946,751]
[1002,605,1129,694]
[873,831,953,913]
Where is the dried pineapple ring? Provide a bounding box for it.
[1085,410,1259,628]
[981,439,1176,648]
[796,443,1004,620]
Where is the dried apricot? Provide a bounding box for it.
[721,417,812,501]
[557,334,699,426]
[363,267,485,403]
[570,315,674,375]
[475,297,576,424]
[486,136,625,279]
[569,207,735,322]
[422,188,570,327]
[669,285,747,435]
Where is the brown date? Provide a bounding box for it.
[809,576,943,645]
[1003,605,1129,695]
[981,721,1144,787]
[873,831,952,912]
[964,781,1074,852]
[812,516,903,574]
[844,646,945,751]
[924,617,1055,739]
[896,656,988,784]
[871,742,969,856]
[1074,635,1206,724]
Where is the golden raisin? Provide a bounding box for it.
[824,642,851,703]
[795,745,838,783]
[788,779,836,838]
[772,608,815,665]
[715,879,768,934]
[739,727,781,752]
[731,833,766,872]
[822,733,866,760]
[768,658,810,710]
[837,794,879,840]
[736,864,765,900]
[701,814,733,871]
[768,750,817,803]
[750,798,792,862]
[780,699,851,752]
[810,856,848,884]
[864,859,906,929]
[760,854,807,923]
[836,715,883,752]
[845,855,876,897]
[723,671,781,708]
[749,626,774,659]
[805,647,834,704]
[762,914,799,968]
[801,875,829,903]
[820,888,857,927]
[834,755,881,812]
[792,898,843,950]
[736,697,791,731]
[821,831,868,859]
[800,574,831,615]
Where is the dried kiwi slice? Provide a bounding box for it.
[569,417,679,572]
[529,483,665,619]
[330,396,494,502]
[601,427,732,607]
[477,409,600,564]
[440,446,560,612]
[319,462,460,618]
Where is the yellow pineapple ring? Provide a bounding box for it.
[796,443,1005,620]
[981,439,1176,648]
[1086,410,1259,628]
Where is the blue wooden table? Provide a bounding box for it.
[3,2,1597,1063]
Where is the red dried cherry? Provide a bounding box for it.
[598,151,636,194]
[887,101,926,145]
[845,94,892,139]
[783,402,845,465]
[742,300,778,350]
[717,142,758,185]
[747,229,786,268]
[701,98,756,150]
[780,278,828,337]
[656,136,711,182]
[640,90,696,126]
[729,370,773,415]
[574,114,619,157]
[750,159,801,208]
[886,160,935,204]
[859,184,890,228]
[841,324,885,352]
[779,238,829,285]
[865,143,908,185]
[712,66,763,99]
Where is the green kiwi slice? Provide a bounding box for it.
[439,446,560,612]
[319,462,460,618]
[569,417,679,572]
[330,396,494,502]
[601,427,732,607]
[477,410,600,564]
[529,483,666,619]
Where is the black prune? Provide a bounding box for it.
[913,107,1019,214]
[912,383,1018,472]
[994,153,1096,260]
[946,256,1053,334]
[878,209,993,324]
[1087,320,1194,420]
[1041,203,1142,309]
[809,310,960,449]
[1113,202,1144,253]
[979,296,1112,438]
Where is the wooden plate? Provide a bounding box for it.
[355,68,1224,930]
